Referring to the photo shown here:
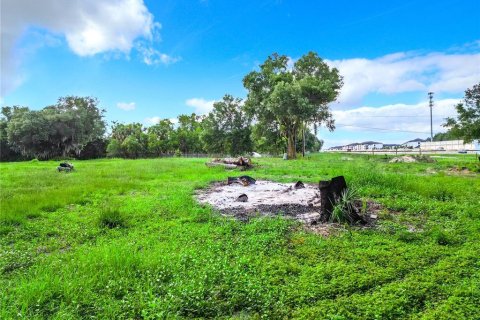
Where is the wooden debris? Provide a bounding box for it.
[227,176,256,186]
[206,157,253,170]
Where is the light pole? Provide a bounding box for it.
[428,92,434,141]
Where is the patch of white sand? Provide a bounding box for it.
[196,180,320,210]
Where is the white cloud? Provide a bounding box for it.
[319,98,463,148]
[1,0,177,97]
[332,98,460,135]
[326,50,480,107]
[185,98,216,114]
[136,44,180,65]
[144,116,161,125]
[117,102,136,111]
[143,116,179,126]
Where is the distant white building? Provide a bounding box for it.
[420,139,480,151]
[383,144,400,149]
[359,141,383,150]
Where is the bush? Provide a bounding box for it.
[98,207,126,229]
[330,187,358,224]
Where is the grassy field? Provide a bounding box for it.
[1,153,479,319]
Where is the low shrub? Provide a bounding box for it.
[330,187,358,224]
[98,207,126,229]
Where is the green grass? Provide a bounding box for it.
[1,154,479,319]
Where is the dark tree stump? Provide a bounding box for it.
[294,181,305,189]
[318,176,347,222]
[236,194,248,202]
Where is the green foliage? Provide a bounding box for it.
[201,94,253,155]
[243,52,342,159]
[433,130,460,141]
[296,126,324,153]
[174,113,205,154]
[329,187,358,223]
[98,207,126,229]
[106,122,148,158]
[2,97,105,159]
[147,119,174,156]
[444,82,480,143]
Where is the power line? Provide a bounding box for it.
[336,124,430,134]
[345,114,455,118]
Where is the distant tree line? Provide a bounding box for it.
[1,94,324,161]
[1,96,106,161]
[105,94,324,158]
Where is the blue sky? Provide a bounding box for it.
[1,0,479,148]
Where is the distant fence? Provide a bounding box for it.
[146,153,277,158]
[326,149,479,155]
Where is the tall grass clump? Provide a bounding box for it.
[98,206,126,229]
[330,187,358,224]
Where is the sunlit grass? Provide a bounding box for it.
[1,154,479,319]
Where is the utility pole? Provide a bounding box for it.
[428,92,434,141]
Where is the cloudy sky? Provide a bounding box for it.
[1,0,479,148]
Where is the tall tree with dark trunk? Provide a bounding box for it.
[243,52,342,159]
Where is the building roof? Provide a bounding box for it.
[360,141,383,145]
[404,138,427,144]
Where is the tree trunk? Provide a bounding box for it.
[302,124,306,157]
[287,128,296,159]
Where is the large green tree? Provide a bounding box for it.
[251,122,285,155]
[0,106,28,161]
[147,119,175,156]
[107,122,148,158]
[444,82,480,143]
[3,96,105,159]
[201,95,252,155]
[173,114,204,154]
[243,52,342,159]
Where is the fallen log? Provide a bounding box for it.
[227,176,256,186]
[206,157,253,170]
[205,162,238,170]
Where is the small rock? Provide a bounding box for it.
[294,181,305,189]
[370,214,378,219]
[236,194,248,202]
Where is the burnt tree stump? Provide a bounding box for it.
[294,181,305,189]
[236,194,248,202]
[318,176,347,222]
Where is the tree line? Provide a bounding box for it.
[0,94,323,161]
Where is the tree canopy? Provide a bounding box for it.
[444,82,480,143]
[201,95,252,155]
[2,96,105,159]
[243,52,342,159]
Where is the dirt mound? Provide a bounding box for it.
[389,156,417,163]
[389,155,436,163]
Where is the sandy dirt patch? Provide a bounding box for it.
[196,180,322,223]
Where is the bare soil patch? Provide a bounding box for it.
[196,179,380,233]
